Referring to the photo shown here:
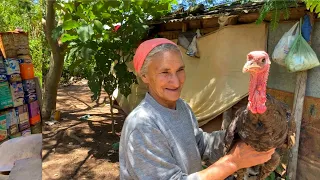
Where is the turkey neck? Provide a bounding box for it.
[248,65,270,114]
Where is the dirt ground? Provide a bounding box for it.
[42,80,125,180]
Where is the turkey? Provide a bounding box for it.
[224,51,296,180]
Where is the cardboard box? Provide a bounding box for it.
[15,105,30,131]
[0,113,6,130]
[6,73,22,82]
[0,129,7,142]
[9,131,21,139]
[28,100,40,118]
[6,109,18,128]
[29,114,41,125]
[10,82,24,107]
[30,122,41,134]
[4,58,20,75]
[19,121,30,132]
[8,124,18,135]
[15,104,29,123]
[0,82,13,110]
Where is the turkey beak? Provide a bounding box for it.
[243,60,260,73]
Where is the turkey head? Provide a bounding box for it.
[243,51,271,114]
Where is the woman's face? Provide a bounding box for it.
[141,50,186,109]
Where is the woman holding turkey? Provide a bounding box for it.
[119,38,274,180]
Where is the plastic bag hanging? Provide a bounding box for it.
[272,22,299,66]
[186,29,201,58]
[284,18,320,72]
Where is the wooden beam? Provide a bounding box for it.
[287,12,315,180]
[237,7,306,24]
[158,27,219,40]
[182,22,187,32]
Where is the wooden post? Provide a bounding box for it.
[287,12,315,180]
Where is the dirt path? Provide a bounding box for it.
[42,80,125,180]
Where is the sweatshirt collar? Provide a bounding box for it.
[144,93,182,115]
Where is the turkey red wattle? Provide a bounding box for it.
[244,51,271,114]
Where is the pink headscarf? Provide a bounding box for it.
[133,38,177,74]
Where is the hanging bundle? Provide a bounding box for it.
[272,22,299,66]
[284,17,320,72]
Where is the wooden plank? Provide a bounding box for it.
[182,22,187,32]
[188,20,201,30]
[164,22,183,31]
[158,27,219,39]
[287,12,315,180]
[201,18,219,28]
[287,71,307,180]
[237,12,260,24]
[238,7,306,24]
[264,7,306,22]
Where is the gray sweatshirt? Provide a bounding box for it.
[119,93,225,180]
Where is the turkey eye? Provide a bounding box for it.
[261,58,265,63]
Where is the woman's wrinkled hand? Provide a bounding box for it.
[227,141,275,170]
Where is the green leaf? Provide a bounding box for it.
[88,72,103,101]
[105,1,121,8]
[94,20,103,33]
[102,13,111,19]
[63,13,72,21]
[103,74,117,95]
[310,3,317,12]
[60,34,78,42]
[66,46,79,62]
[103,33,109,41]
[64,3,75,12]
[76,4,86,19]
[62,20,79,30]
[316,4,320,13]
[51,25,63,41]
[77,24,93,42]
[123,1,130,11]
[53,3,63,11]
[92,1,104,15]
[80,46,94,61]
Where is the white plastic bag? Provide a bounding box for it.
[285,33,320,72]
[272,22,299,66]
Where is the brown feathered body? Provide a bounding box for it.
[224,51,296,180]
[224,94,296,180]
[228,94,294,151]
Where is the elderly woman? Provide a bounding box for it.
[119,38,274,180]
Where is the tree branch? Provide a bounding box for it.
[44,0,68,53]
[44,0,57,50]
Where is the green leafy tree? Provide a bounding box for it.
[304,0,320,16]
[55,0,176,134]
[256,0,298,30]
[256,0,320,30]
